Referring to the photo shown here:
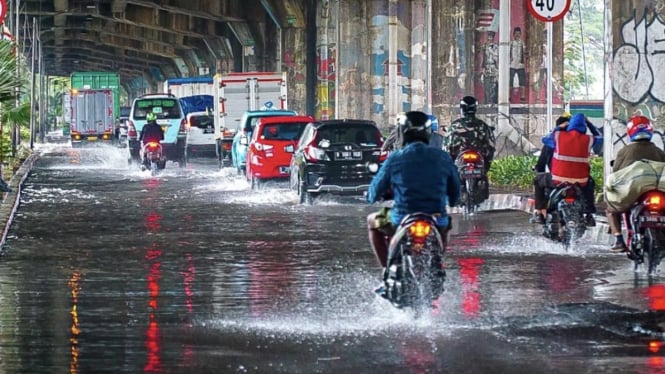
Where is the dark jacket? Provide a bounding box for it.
[613,140,665,172]
[140,122,164,144]
[367,141,460,227]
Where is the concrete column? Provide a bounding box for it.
[497,0,510,144]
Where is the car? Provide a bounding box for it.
[245,115,315,190]
[289,119,388,204]
[230,107,297,175]
[184,111,216,161]
[127,93,187,167]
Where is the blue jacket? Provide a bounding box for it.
[542,114,602,154]
[367,141,460,227]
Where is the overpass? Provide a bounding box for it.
[9,0,657,157]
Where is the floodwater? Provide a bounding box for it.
[0,144,663,373]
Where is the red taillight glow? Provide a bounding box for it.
[379,150,389,162]
[304,143,327,162]
[179,118,187,133]
[409,220,432,238]
[649,340,663,353]
[645,191,665,212]
[462,152,480,162]
[564,187,576,203]
[146,142,159,150]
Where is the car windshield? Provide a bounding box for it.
[315,125,380,146]
[260,122,308,141]
[190,115,213,129]
[134,99,181,120]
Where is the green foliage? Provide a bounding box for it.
[0,40,21,103]
[488,155,604,192]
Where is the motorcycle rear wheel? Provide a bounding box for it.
[644,228,665,275]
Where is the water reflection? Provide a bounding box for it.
[68,271,81,374]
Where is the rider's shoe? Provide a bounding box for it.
[584,214,596,227]
[374,285,388,299]
[610,239,627,253]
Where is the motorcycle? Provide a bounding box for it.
[542,182,587,246]
[454,149,487,214]
[622,190,665,275]
[381,212,446,316]
[140,141,166,176]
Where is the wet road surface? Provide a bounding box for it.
[0,144,663,373]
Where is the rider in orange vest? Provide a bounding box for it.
[548,113,602,222]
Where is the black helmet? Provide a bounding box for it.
[397,111,431,144]
[460,96,478,116]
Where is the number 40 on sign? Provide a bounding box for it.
[527,0,571,22]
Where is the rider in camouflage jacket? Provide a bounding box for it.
[445,96,496,166]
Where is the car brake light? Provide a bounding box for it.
[254,142,274,152]
[379,150,389,162]
[179,118,187,133]
[304,144,328,162]
[128,121,137,137]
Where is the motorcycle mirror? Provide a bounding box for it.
[284,144,295,153]
[610,160,614,167]
[240,136,248,146]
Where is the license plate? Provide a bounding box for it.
[204,126,214,134]
[279,166,290,174]
[639,216,665,223]
[87,136,97,141]
[335,151,362,160]
[460,168,482,178]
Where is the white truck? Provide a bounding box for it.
[69,89,115,147]
[163,72,289,167]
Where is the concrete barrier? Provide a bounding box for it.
[0,153,39,252]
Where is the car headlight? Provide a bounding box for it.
[368,162,379,173]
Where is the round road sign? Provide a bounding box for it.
[527,0,571,22]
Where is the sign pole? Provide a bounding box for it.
[547,21,553,132]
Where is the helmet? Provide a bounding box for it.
[398,111,431,144]
[146,112,157,122]
[627,115,654,141]
[555,111,572,127]
[460,96,478,116]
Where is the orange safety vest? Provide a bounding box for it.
[551,130,593,185]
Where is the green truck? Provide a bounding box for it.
[68,72,121,146]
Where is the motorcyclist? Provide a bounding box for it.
[367,111,460,298]
[606,115,665,252]
[139,112,165,165]
[535,113,602,226]
[446,95,496,200]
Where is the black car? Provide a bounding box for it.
[289,119,387,203]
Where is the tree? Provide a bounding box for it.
[563,0,604,100]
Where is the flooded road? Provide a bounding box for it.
[0,145,663,373]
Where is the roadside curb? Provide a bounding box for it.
[483,193,612,244]
[0,153,40,251]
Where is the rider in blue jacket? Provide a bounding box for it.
[366,111,461,269]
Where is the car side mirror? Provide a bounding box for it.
[284,144,295,153]
[610,160,614,167]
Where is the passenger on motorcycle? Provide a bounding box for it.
[139,112,165,163]
[532,113,602,225]
[445,96,496,200]
[606,115,665,252]
[366,111,460,294]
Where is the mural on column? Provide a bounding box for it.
[370,0,412,119]
[472,0,564,107]
[315,1,338,120]
[611,4,665,158]
[282,28,307,115]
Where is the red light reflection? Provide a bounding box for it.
[458,257,484,318]
[68,271,81,374]
[645,284,665,311]
[144,245,162,373]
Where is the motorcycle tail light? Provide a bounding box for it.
[462,152,479,162]
[644,191,665,212]
[564,188,577,203]
[409,220,432,244]
[146,142,159,150]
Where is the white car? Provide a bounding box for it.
[185,111,216,161]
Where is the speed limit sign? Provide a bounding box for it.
[527,0,571,22]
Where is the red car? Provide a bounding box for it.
[246,115,315,190]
